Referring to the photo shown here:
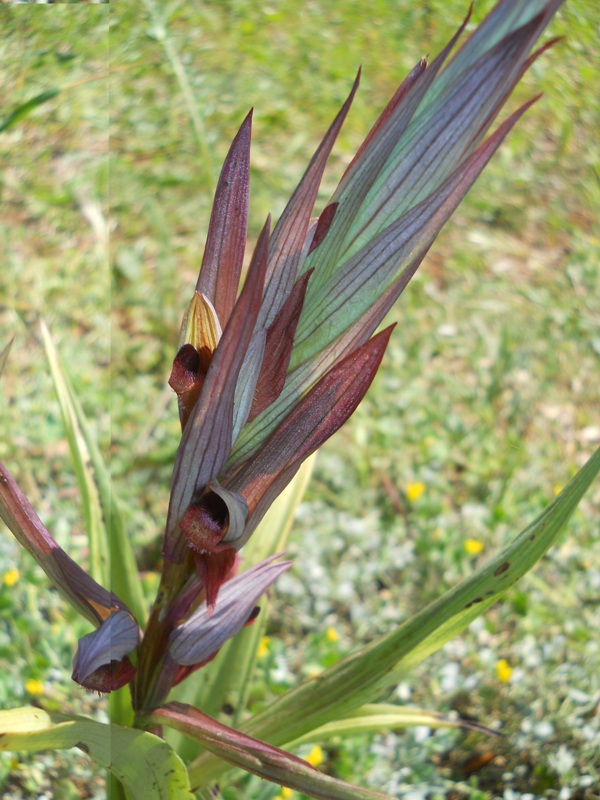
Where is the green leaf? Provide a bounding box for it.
[40,321,147,627]
[0,338,13,379]
[195,790,225,800]
[287,703,499,748]
[0,706,193,800]
[139,0,215,184]
[152,702,392,800]
[188,447,600,787]
[41,321,108,586]
[0,89,60,133]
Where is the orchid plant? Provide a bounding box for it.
[1,1,598,798]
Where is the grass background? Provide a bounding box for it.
[0,1,598,798]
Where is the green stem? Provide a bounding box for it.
[108,688,134,799]
[140,0,215,183]
[131,558,192,712]
[108,771,127,800]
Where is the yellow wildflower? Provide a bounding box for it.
[464,538,484,555]
[274,788,294,800]
[325,626,339,643]
[256,636,270,659]
[306,745,324,767]
[3,568,20,587]
[406,481,425,502]
[25,679,44,696]
[496,659,513,683]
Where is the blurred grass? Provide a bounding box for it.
[0,6,109,797]
[1,1,599,798]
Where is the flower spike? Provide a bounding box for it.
[159,1,564,630]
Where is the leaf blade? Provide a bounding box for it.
[40,322,147,626]
[0,706,193,800]
[0,89,60,133]
[287,703,499,747]
[41,321,108,586]
[152,702,392,800]
[189,448,600,786]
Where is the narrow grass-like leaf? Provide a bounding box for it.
[41,321,108,586]
[39,322,147,626]
[188,447,600,786]
[0,706,193,800]
[152,702,392,800]
[0,338,13,379]
[196,790,225,800]
[140,0,214,184]
[287,703,499,748]
[0,89,60,133]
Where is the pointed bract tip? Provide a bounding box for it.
[254,213,272,251]
[232,108,253,145]
[526,35,564,70]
